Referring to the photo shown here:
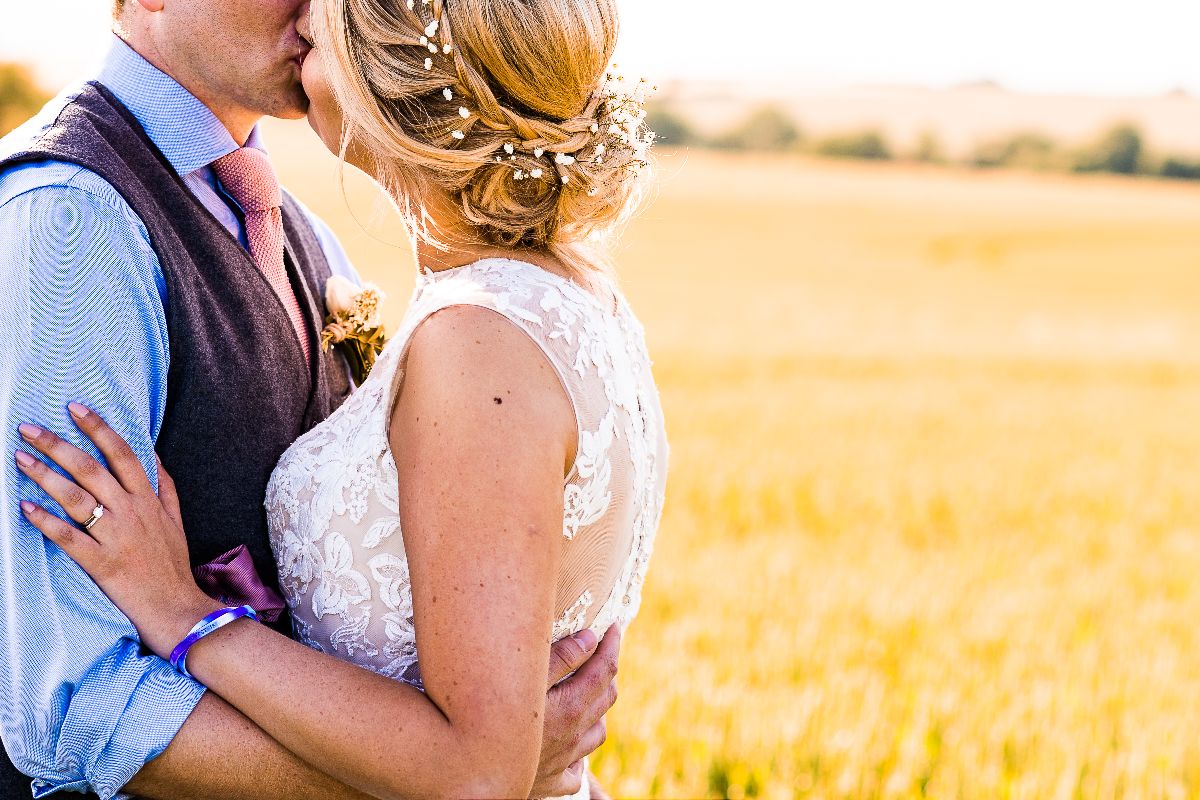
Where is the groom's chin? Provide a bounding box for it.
[276,103,311,122]
[271,88,312,122]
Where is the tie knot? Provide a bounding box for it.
[212,147,282,213]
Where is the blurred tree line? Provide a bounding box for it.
[647,102,1200,182]
[0,64,48,137]
[8,67,1196,183]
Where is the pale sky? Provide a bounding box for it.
[2,0,1198,97]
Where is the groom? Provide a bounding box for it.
[0,1,619,799]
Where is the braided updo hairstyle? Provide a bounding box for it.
[313,0,654,277]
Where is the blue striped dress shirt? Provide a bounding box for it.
[0,36,360,799]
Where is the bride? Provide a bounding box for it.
[13,0,667,798]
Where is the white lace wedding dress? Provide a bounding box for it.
[264,258,668,799]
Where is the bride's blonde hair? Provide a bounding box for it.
[313,0,654,277]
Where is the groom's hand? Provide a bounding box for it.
[532,625,622,798]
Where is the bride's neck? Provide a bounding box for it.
[415,240,556,274]
[412,205,568,280]
[411,207,615,308]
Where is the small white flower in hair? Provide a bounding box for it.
[534,148,545,158]
[504,143,515,155]
[554,153,575,166]
[459,106,470,118]
[425,20,439,37]
[420,36,428,46]
[407,0,414,8]
[424,58,433,70]
[590,123,599,133]
[443,88,453,101]
[530,168,544,179]
[443,43,453,54]
[561,175,570,184]
[595,144,607,157]
[452,130,465,140]
[514,170,525,180]
[428,43,439,53]
[588,187,599,196]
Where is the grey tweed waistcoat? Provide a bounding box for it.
[0,82,353,797]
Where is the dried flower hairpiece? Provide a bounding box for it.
[598,68,657,177]
[503,66,657,191]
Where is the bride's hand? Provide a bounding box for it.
[15,404,221,659]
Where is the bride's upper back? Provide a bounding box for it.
[266,259,668,685]
[405,259,666,627]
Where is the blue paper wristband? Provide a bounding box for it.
[169,605,259,678]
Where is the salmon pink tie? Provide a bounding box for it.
[211,148,311,363]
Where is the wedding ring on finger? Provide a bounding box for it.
[82,504,105,532]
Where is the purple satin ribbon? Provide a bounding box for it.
[193,544,285,623]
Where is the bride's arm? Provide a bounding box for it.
[18,306,593,800]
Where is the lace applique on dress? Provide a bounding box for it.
[552,591,595,640]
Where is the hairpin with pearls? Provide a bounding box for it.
[403,0,472,144]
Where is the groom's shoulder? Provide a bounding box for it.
[0,160,128,214]
[0,85,135,219]
[0,86,76,159]
[0,90,156,289]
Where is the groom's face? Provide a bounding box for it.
[156,0,313,123]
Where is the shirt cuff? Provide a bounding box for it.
[34,654,206,800]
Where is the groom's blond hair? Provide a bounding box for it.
[314,0,651,277]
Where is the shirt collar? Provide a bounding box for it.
[96,35,265,177]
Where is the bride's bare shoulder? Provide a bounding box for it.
[389,303,578,473]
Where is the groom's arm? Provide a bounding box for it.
[124,694,376,800]
[0,175,206,799]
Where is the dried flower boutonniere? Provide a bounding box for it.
[321,275,387,385]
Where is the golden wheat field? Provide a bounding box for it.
[263,118,1200,799]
